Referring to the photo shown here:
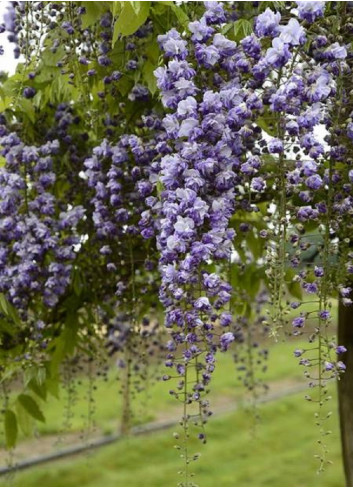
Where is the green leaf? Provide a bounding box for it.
[0,293,9,315]
[0,292,21,325]
[28,378,47,401]
[16,402,33,437]
[111,2,121,17]
[72,268,83,296]
[50,313,80,376]
[46,375,60,399]
[116,77,134,96]
[129,1,141,14]
[221,23,234,35]
[145,40,160,64]
[81,2,110,29]
[259,2,285,12]
[4,409,18,449]
[17,394,45,423]
[233,19,253,42]
[40,46,65,68]
[0,96,12,112]
[143,60,157,95]
[285,269,303,301]
[18,98,35,124]
[113,1,151,44]
[257,116,278,137]
[172,5,189,28]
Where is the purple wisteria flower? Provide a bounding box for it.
[294,349,304,357]
[188,18,214,43]
[306,174,323,190]
[220,332,235,351]
[323,42,347,60]
[292,316,305,328]
[324,361,334,371]
[268,138,284,153]
[347,122,353,141]
[265,38,291,68]
[318,310,330,320]
[254,8,281,38]
[158,29,188,59]
[337,361,346,371]
[279,19,306,46]
[295,2,325,23]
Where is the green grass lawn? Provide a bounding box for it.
[8,389,344,487]
[1,333,346,487]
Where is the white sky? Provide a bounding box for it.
[0,1,20,75]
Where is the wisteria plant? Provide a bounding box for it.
[0,1,353,486]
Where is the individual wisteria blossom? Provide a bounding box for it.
[295,2,326,23]
[254,8,281,38]
[279,18,306,46]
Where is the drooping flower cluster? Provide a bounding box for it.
[256,4,350,384]
[153,2,270,435]
[0,130,84,313]
[83,116,165,292]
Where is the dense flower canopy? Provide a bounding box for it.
[0,0,353,484]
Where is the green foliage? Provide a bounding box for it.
[285,269,303,301]
[81,2,110,29]
[112,2,151,43]
[233,18,253,41]
[17,394,45,423]
[4,409,18,449]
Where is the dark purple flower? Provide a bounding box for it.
[292,316,305,328]
[23,87,36,99]
[295,2,325,23]
[336,345,347,355]
[268,138,284,153]
[254,8,281,38]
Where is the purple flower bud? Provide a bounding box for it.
[324,361,334,371]
[319,310,330,320]
[220,332,235,351]
[292,316,305,328]
[294,349,304,357]
[314,266,324,277]
[23,87,36,99]
[337,361,346,371]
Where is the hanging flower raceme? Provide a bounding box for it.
[0,130,85,315]
[153,3,271,457]
[83,115,166,293]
